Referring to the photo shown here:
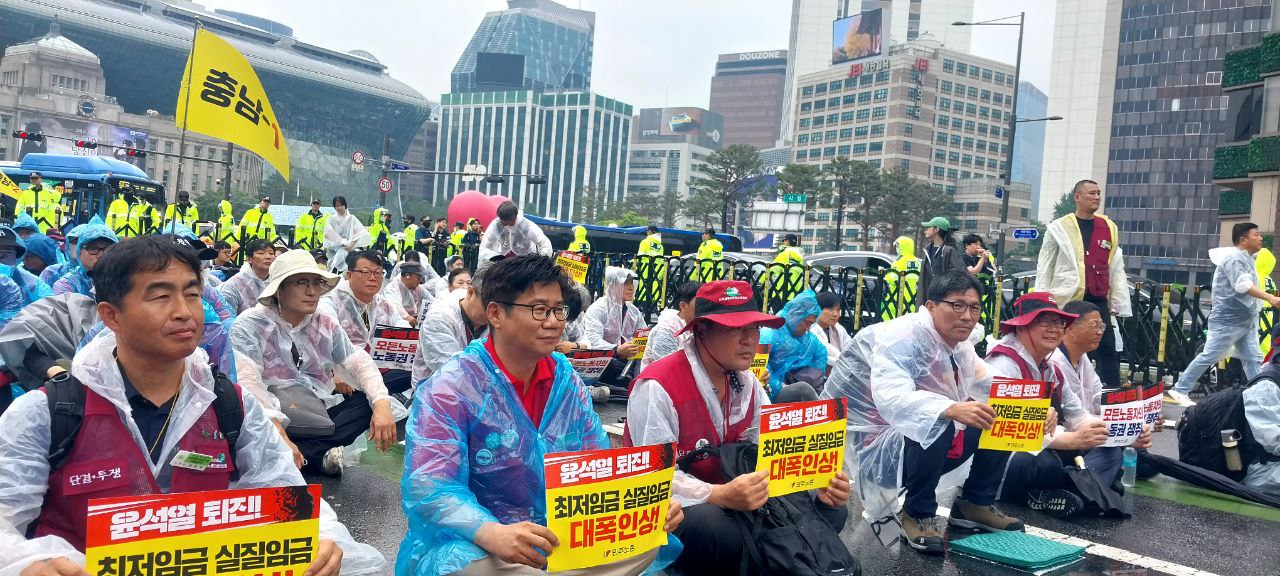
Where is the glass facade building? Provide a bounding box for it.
[451,0,594,94]
[0,0,433,206]
[1012,82,1048,219]
[434,91,632,221]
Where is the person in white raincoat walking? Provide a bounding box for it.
[480,201,552,257]
[323,196,371,274]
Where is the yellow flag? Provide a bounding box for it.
[175,28,290,181]
[0,171,21,201]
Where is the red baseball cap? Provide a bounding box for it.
[678,280,784,335]
[1000,292,1079,332]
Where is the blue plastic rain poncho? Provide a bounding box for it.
[11,213,38,236]
[397,340,679,576]
[19,232,58,273]
[39,223,85,286]
[759,289,827,398]
[0,227,52,306]
[51,220,118,298]
[0,275,23,332]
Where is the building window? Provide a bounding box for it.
[950,135,961,146]
[936,132,948,144]
[904,124,913,136]
[967,87,977,99]
[839,128,853,139]
[829,81,843,91]
[902,141,912,153]
[943,59,955,72]
[801,102,812,112]
[843,94,856,106]
[941,81,952,93]
[873,89,888,101]
[823,146,836,157]
[814,100,826,111]
[802,86,814,97]
[949,152,960,163]
[838,145,851,155]
[975,157,985,168]
[0,71,16,86]
[951,118,962,130]
[956,63,967,74]
[828,97,840,107]
[961,154,972,166]
[858,91,872,103]
[811,133,823,143]
[796,150,807,160]
[855,126,869,138]
[799,118,811,128]
[875,71,889,83]
[813,116,825,126]
[933,166,945,178]
[854,143,868,154]
[844,78,857,89]
[870,124,884,136]
[939,97,951,110]
[976,140,987,152]
[934,150,946,161]
[965,120,976,131]
[963,137,974,149]
[980,90,991,102]
[982,69,993,82]
[966,103,977,115]
[1206,71,1222,85]
[979,107,989,119]
[937,114,949,127]
[947,169,958,179]
[871,107,886,120]
[869,141,883,153]
[1185,122,1201,135]
[815,84,827,95]
[978,123,988,135]
[825,129,838,140]
[856,109,870,121]
[827,113,839,124]
[841,111,855,122]
[798,134,810,144]
[995,71,1006,84]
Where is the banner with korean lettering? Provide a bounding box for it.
[544,443,674,572]
[979,377,1052,452]
[86,486,320,576]
[756,398,846,497]
[176,27,290,181]
[1142,382,1164,430]
[0,171,21,201]
[1101,386,1146,447]
[370,324,419,371]
[557,251,590,284]
[568,349,613,385]
[750,344,770,384]
[629,328,650,361]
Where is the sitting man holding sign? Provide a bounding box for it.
[624,280,852,575]
[582,267,645,388]
[0,236,384,576]
[399,255,682,576]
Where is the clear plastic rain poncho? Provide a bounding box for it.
[639,308,686,370]
[1207,246,1264,326]
[322,212,370,273]
[479,215,553,257]
[50,219,118,298]
[0,294,97,386]
[397,339,679,576]
[411,288,484,386]
[383,253,440,316]
[822,310,991,531]
[759,289,827,398]
[1244,377,1280,494]
[217,262,267,315]
[581,267,644,350]
[18,232,59,275]
[230,304,388,424]
[320,279,410,352]
[0,332,386,574]
[38,222,85,286]
[79,297,237,379]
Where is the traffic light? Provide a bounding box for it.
[11,130,43,142]
[484,175,506,184]
[74,140,98,149]
[527,175,547,185]
[125,148,147,159]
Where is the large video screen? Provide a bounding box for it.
[832,8,884,65]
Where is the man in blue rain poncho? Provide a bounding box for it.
[18,231,59,280]
[39,222,83,286]
[759,289,828,399]
[11,213,39,241]
[0,226,51,306]
[398,255,683,576]
[51,220,118,298]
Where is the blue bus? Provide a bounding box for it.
[1,153,165,227]
[525,215,744,255]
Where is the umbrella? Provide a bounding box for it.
[1141,452,1280,509]
[1062,454,1133,518]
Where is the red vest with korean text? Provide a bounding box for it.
[1081,216,1114,299]
[34,387,236,551]
[623,350,756,484]
[987,344,1064,413]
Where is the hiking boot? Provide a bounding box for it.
[321,446,345,476]
[1026,489,1084,518]
[948,499,1025,532]
[896,511,944,555]
[1164,389,1196,407]
[590,386,611,403]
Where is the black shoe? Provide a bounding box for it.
[1026,489,1084,518]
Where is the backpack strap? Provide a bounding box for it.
[209,365,245,482]
[45,373,86,471]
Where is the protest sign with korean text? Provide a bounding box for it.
[979,377,1052,452]
[756,398,846,497]
[750,344,770,384]
[86,486,320,576]
[1142,382,1164,429]
[568,349,614,385]
[370,324,418,371]
[629,328,651,361]
[544,443,675,572]
[557,251,590,284]
[1101,386,1146,447]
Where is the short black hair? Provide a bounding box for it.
[703,227,716,236]
[647,225,659,234]
[961,233,985,247]
[672,281,701,308]
[1072,179,1098,195]
[1062,299,1100,318]
[243,238,272,256]
[94,236,201,308]
[1232,222,1259,245]
[403,250,421,263]
[925,270,983,303]
[479,255,571,310]
[496,201,519,221]
[816,291,842,310]
[346,249,384,272]
[332,195,348,209]
[311,249,328,263]
[213,240,232,251]
[783,233,799,245]
[404,214,416,222]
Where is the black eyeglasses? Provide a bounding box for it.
[937,299,982,316]
[81,246,110,256]
[497,302,569,321]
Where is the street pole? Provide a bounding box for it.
[379,134,390,208]
[223,141,234,197]
[995,11,1025,263]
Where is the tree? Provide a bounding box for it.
[776,163,830,209]
[1052,192,1074,220]
[687,144,763,231]
[576,186,604,224]
[873,168,948,244]
[824,157,884,251]
[683,188,723,229]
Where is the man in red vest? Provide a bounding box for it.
[0,236,383,576]
[624,280,852,574]
[1036,179,1132,387]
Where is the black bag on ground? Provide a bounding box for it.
[679,442,860,576]
[1177,384,1271,482]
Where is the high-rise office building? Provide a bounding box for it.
[1013,82,1048,219]
[434,91,632,221]
[1104,0,1271,286]
[451,0,594,94]
[709,51,788,149]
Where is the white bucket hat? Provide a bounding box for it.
[258,249,340,305]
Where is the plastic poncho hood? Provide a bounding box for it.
[398,340,685,576]
[573,224,588,243]
[74,219,119,256]
[21,232,58,268]
[12,213,38,234]
[759,289,827,397]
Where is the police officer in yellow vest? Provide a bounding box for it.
[1259,247,1277,358]
[239,196,276,241]
[162,190,200,232]
[294,198,327,250]
[637,225,666,306]
[15,172,63,233]
[399,214,420,257]
[764,233,806,305]
[367,207,392,253]
[694,226,724,281]
[449,221,466,256]
[126,195,161,237]
[105,193,131,237]
[569,224,591,253]
[883,236,922,320]
[217,195,236,243]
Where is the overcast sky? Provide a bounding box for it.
[197,0,1057,110]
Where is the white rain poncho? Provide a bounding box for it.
[384,252,441,314]
[323,212,371,273]
[410,289,485,385]
[479,215,553,257]
[759,289,827,398]
[0,332,386,574]
[0,294,97,386]
[560,283,593,346]
[811,320,851,368]
[218,262,267,315]
[822,310,992,525]
[320,280,411,352]
[230,304,388,424]
[640,308,687,370]
[398,340,680,576]
[581,267,644,350]
[627,340,768,506]
[1244,377,1280,494]
[1207,246,1264,325]
[1050,347,1103,416]
[1035,215,1132,317]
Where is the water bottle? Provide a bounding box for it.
[1122,447,1138,487]
[1222,429,1244,473]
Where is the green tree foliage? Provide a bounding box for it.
[1053,192,1074,220]
[824,157,883,251]
[687,144,763,231]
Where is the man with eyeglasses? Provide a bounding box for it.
[218,238,275,315]
[398,254,682,576]
[230,249,395,476]
[51,220,118,298]
[825,271,1042,555]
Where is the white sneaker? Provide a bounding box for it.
[1164,389,1196,407]
[590,386,611,403]
[322,446,345,475]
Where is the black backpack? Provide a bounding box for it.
[45,367,244,480]
[1177,369,1279,482]
[679,442,860,576]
